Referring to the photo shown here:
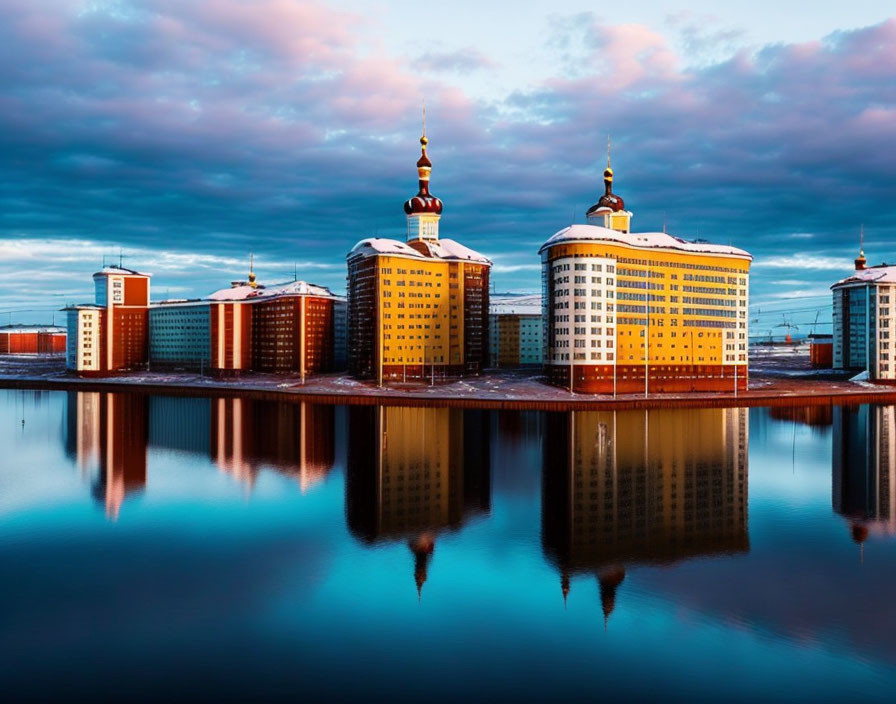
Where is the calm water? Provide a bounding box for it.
[2,390,895,702]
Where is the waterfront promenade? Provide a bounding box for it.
[2,354,894,411]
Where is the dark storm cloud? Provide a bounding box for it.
[0,1,894,325]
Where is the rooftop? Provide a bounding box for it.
[207,279,341,302]
[348,237,491,265]
[0,325,66,334]
[93,265,151,277]
[539,224,752,259]
[490,293,542,316]
[832,264,896,288]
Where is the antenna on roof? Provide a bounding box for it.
[860,223,865,254]
[294,262,297,282]
[662,211,666,234]
[118,247,123,269]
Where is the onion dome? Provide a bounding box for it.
[851,522,869,544]
[403,132,443,215]
[409,532,436,601]
[597,565,626,627]
[586,137,625,215]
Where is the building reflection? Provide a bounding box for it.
[65,392,336,518]
[542,408,749,623]
[65,392,148,520]
[209,398,335,492]
[346,406,490,597]
[768,405,833,429]
[833,405,896,548]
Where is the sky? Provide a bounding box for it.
[1,0,895,335]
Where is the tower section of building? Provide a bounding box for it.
[346,131,491,383]
[64,266,151,376]
[831,253,896,382]
[540,161,751,393]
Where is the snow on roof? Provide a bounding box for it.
[206,280,342,302]
[255,280,339,299]
[832,264,896,288]
[490,293,542,316]
[93,265,150,277]
[62,304,105,311]
[430,238,492,264]
[348,238,424,258]
[207,284,259,301]
[539,224,752,259]
[0,325,66,334]
[348,236,491,264]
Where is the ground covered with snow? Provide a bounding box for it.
[2,350,893,409]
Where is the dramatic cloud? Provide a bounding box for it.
[0,1,894,334]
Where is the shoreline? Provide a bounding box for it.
[1,369,894,411]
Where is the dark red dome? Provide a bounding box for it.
[404,133,442,215]
[588,192,625,213]
[404,194,443,215]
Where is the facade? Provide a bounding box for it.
[540,158,751,393]
[808,333,834,368]
[149,303,211,369]
[488,294,543,367]
[64,266,151,376]
[542,407,749,617]
[346,131,491,383]
[147,276,345,377]
[0,325,66,354]
[831,253,896,381]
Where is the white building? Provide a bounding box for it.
[831,252,896,382]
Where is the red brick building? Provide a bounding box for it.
[0,326,66,354]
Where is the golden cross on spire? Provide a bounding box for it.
[422,98,426,138]
[607,133,611,169]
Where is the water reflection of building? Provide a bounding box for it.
[65,392,148,520]
[768,405,833,429]
[210,398,335,492]
[542,408,749,622]
[346,406,490,596]
[833,405,896,545]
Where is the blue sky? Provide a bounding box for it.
[1,0,895,336]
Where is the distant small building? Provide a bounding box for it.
[0,325,66,354]
[488,294,542,367]
[64,266,151,376]
[831,250,896,382]
[808,333,833,368]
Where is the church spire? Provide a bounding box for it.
[248,253,257,288]
[403,105,443,241]
[855,225,867,271]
